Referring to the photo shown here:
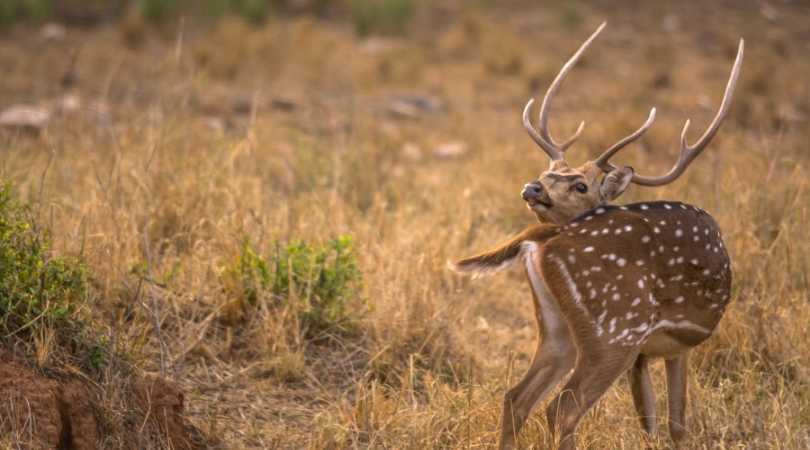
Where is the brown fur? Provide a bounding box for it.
[451,223,560,275]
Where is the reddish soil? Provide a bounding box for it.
[0,351,204,449]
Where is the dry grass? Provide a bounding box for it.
[1,1,809,448]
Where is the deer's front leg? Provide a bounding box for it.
[501,261,576,450]
[665,353,689,444]
[628,354,657,434]
[546,347,639,450]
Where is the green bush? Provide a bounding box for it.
[0,0,51,27]
[140,0,270,24]
[0,183,104,370]
[351,0,415,37]
[224,235,363,336]
[139,0,181,22]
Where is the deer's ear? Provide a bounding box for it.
[600,166,634,201]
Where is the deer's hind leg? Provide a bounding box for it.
[665,352,689,444]
[629,354,658,434]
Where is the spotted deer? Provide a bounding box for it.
[451,23,742,450]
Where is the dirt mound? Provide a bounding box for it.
[0,352,204,449]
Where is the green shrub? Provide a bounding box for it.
[233,0,269,23]
[0,0,51,28]
[224,235,363,336]
[0,183,104,370]
[351,0,415,37]
[139,0,176,21]
[560,2,583,29]
[140,0,270,24]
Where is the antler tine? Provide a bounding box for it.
[630,39,744,186]
[523,22,605,160]
[594,107,657,171]
[537,21,606,152]
[523,99,563,160]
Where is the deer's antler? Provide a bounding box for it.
[523,22,606,161]
[599,39,744,185]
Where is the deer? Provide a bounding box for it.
[451,22,742,450]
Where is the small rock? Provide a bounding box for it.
[40,22,67,41]
[271,98,296,112]
[0,105,51,132]
[433,141,468,158]
[387,95,443,119]
[361,37,397,55]
[55,94,81,114]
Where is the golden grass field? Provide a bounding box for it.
[1,1,809,448]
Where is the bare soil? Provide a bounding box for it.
[0,351,204,450]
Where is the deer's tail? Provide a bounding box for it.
[448,224,560,278]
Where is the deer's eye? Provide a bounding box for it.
[574,182,588,193]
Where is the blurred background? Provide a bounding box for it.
[1,1,809,449]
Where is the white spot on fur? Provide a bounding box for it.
[597,310,607,324]
[609,328,631,344]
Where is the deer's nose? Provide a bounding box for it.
[522,182,544,201]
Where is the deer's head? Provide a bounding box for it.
[521,23,743,225]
